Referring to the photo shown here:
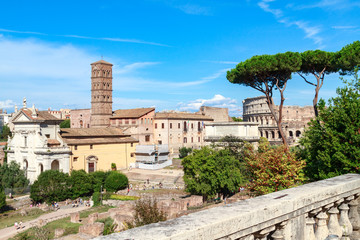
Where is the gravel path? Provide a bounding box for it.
[0,205,88,240]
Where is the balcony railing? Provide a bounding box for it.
[96,174,360,240]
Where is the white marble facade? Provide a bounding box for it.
[7,108,70,183]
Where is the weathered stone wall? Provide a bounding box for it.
[198,106,230,122]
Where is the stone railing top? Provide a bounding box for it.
[96,174,360,240]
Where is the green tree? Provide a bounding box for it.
[227,52,302,147]
[0,161,29,189]
[69,170,94,199]
[182,147,247,200]
[90,171,111,192]
[244,138,306,195]
[0,125,11,141]
[0,185,6,210]
[179,147,192,158]
[30,170,70,203]
[104,171,128,192]
[337,41,360,75]
[231,117,243,122]
[59,119,70,128]
[299,70,360,181]
[297,50,338,117]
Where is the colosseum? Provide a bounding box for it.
[242,96,314,145]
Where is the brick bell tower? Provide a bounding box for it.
[90,60,113,128]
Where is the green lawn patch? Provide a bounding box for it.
[0,208,47,230]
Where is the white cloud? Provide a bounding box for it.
[332,25,357,29]
[113,62,161,75]
[177,94,241,116]
[258,0,324,47]
[289,0,360,10]
[0,100,16,109]
[0,28,168,47]
[201,68,230,80]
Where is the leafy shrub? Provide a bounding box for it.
[59,119,70,128]
[127,198,166,228]
[97,217,117,235]
[104,172,128,193]
[90,171,111,192]
[0,185,6,210]
[244,138,306,195]
[111,163,117,170]
[69,170,94,199]
[30,170,70,203]
[0,161,29,189]
[92,192,101,206]
[179,147,192,158]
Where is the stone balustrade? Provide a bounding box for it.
[96,174,360,240]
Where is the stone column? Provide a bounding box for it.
[271,222,287,240]
[328,206,342,238]
[339,203,353,240]
[306,215,316,240]
[315,211,329,240]
[348,197,360,240]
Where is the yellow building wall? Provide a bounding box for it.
[70,142,137,172]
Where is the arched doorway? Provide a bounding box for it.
[51,160,59,171]
[296,130,301,137]
[86,155,98,173]
[23,159,28,170]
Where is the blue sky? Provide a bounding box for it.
[0,0,359,116]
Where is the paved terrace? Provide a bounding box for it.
[96,174,360,240]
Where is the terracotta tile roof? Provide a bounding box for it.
[91,60,113,65]
[62,137,138,145]
[0,142,7,146]
[154,112,213,121]
[47,139,60,145]
[111,108,155,119]
[60,128,125,137]
[16,109,61,122]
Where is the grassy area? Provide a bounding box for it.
[163,158,183,170]
[137,188,186,195]
[10,205,115,239]
[106,194,139,201]
[79,204,114,218]
[0,208,48,230]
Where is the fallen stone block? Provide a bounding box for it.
[87,212,98,224]
[79,222,104,237]
[70,212,80,223]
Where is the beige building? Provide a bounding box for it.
[153,112,213,156]
[197,106,232,122]
[60,128,138,172]
[110,108,155,145]
[242,96,314,145]
[70,109,91,128]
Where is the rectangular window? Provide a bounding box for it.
[24,136,27,147]
[125,120,129,124]
[170,123,172,129]
[178,123,180,128]
[74,157,78,162]
[145,135,150,142]
[131,153,134,157]
[191,137,193,143]
[88,162,95,173]
[198,137,200,142]
[141,118,143,124]
[162,123,164,129]
[131,143,133,147]
[45,134,50,138]
[155,123,157,129]
[90,145,93,149]
[132,120,136,124]
[75,145,78,150]
[191,123,193,129]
